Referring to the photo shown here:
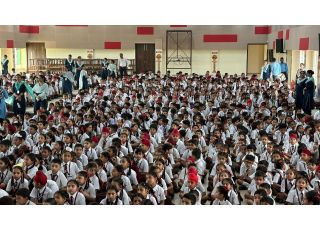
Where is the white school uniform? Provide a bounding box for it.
[146,194,157,205]
[6,178,29,193]
[83,148,98,161]
[145,151,153,164]
[97,169,108,183]
[124,168,138,186]
[77,154,89,168]
[0,169,12,185]
[46,170,68,189]
[46,180,59,194]
[61,161,79,180]
[121,175,133,192]
[286,188,308,205]
[69,192,86,205]
[80,182,96,199]
[296,159,308,173]
[227,190,240,205]
[100,198,123,205]
[151,184,166,204]
[136,158,149,173]
[181,187,202,205]
[212,199,232,205]
[0,189,9,198]
[104,162,114,177]
[25,165,38,180]
[30,185,54,202]
[118,189,131,205]
[89,175,100,190]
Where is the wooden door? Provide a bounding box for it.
[26,42,46,71]
[135,43,155,73]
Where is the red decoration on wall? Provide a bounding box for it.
[278,31,283,39]
[170,25,187,27]
[254,26,271,34]
[299,37,309,50]
[7,40,14,48]
[203,34,237,42]
[285,29,290,40]
[19,25,39,34]
[56,25,88,27]
[104,42,121,49]
[137,27,154,35]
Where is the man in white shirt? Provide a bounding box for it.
[118,53,129,77]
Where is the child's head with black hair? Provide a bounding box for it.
[215,185,229,201]
[254,189,268,205]
[295,176,308,191]
[110,176,124,192]
[192,148,201,161]
[181,192,197,205]
[217,152,228,164]
[76,171,89,187]
[131,193,146,205]
[146,171,158,188]
[260,196,274,205]
[106,185,118,203]
[222,178,235,191]
[134,147,144,161]
[260,183,272,197]
[24,153,36,167]
[15,188,31,205]
[111,165,124,178]
[304,190,320,205]
[0,196,14,205]
[0,156,11,172]
[87,162,98,177]
[244,154,255,168]
[67,179,80,195]
[254,171,265,186]
[54,190,69,205]
[274,159,285,170]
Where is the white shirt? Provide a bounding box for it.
[61,161,80,180]
[46,171,68,189]
[286,188,307,205]
[152,184,166,204]
[118,58,129,67]
[30,185,54,202]
[212,199,232,205]
[0,189,9,198]
[69,192,86,205]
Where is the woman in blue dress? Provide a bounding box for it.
[302,70,315,115]
[295,70,307,110]
[0,86,9,121]
[12,74,27,117]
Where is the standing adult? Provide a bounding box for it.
[303,70,315,115]
[63,54,75,97]
[270,58,281,82]
[296,63,306,78]
[32,75,49,114]
[64,54,75,72]
[295,70,307,110]
[101,58,109,80]
[1,55,9,75]
[118,53,128,77]
[261,61,271,80]
[12,74,27,117]
[75,56,84,89]
[280,57,288,81]
[0,85,9,121]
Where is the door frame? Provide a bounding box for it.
[135,43,155,74]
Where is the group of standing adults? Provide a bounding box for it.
[261,58,316,115]
[62,53,129,96]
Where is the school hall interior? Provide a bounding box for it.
[0,25,319,88]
